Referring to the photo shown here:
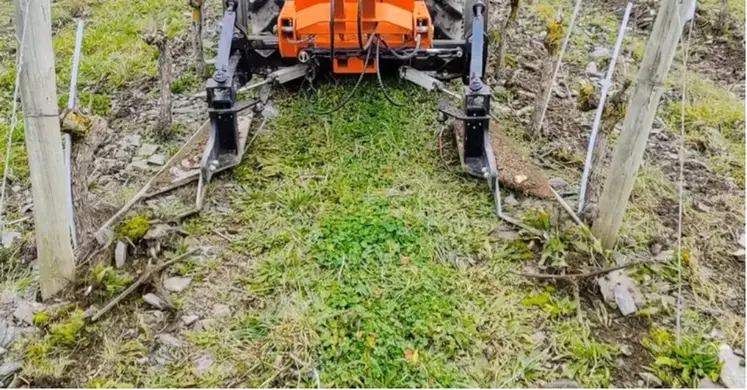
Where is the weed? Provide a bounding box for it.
[642,328,722,387]
[91,264,134,297]
[171,72,201,94]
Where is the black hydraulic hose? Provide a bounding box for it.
[375,39,404,107]
[379,36,422,60]
[310,44,374,115]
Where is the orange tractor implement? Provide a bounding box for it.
[198,0,506,219]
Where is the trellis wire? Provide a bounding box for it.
[0,0,31,230]
[577,1,633,213]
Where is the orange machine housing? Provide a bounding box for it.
[277,0,433,73]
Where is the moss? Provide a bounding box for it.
[116,215,151,241]
[577,82,596,110]
[545,19,563,55]
[49,309,86,346]
[33,312,51,327]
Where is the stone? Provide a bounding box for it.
[1,231,21,248]
[700,378,724,388]
[164,277,192,293]
[142,293,167,310]
[128,159,150,172]
[531,331,546,343]
[545,379,580,388]
[0,361,22,377]
[591,47,611,58]
[137,143,159,157]
[0,319,16,348]
[181,315,199,326]
[144,224,173,240]
[514,175,528,184]
[598,269,645,314]
[495,230,519,241]
[504,195,518,206]
[620,344,633,356]
[638,372,662,387]
[157,333,183,348]
[650,242,663,256]
[614,284,638,316]
[123,134,141,147]
[212,304,231,319]
[148,153,166,166]
[738,233,745,248]
[585,61,598,75]
[13,303,35,325]
[719,343,746,388]
[114,241,127,269]
[548,177,569,190]
[193,354,215,375]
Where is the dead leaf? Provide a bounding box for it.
[355,331,363,340]
[374,288,383,297]
[400,256,409,265]
[404,349,419,365]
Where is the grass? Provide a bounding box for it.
[0,0,193,179]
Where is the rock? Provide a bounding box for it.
[129,159,150,172]
[114,241,127,268]
[1,231,21,248]
[731,248,745,259]
[156,333,183,348]
[585,61,598,75]
[504,195,518,206]
[144,224,173,240]
[548,177,569,190]
[181,315,199,326]
[0,361,22,377]
[0,320,16,348]
[123,134,141,147]
[514,175,528,185]
[654,249,675,262]
[598,270,644,315]
[532,331,546,343]
[148,153,166,166]
[613,252,630,266]
[192,319,216,331]
[164,277,192,293]
[193,354,215,375]
[144,310,165,326]
[614,284,638,316]
[13,303,35,325]
[700,378,724,388]
[495,230,519,241]
[620,344,633,356]
[650,242,663,256]
[719,343,746,388]
[546,379,580,388]
[137,143,159,157]
[212,304,231,319]
[638,372,662,387]
[142,293,167,310]
[591,47,611,58]
[738,233,745,248]
[694,202,711,212]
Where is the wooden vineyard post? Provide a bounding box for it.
[592,0,692,249]
[15,0,75,299]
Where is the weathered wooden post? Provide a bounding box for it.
[15,0,75,299]
[592,0,693,248]
[189,0,207,77]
